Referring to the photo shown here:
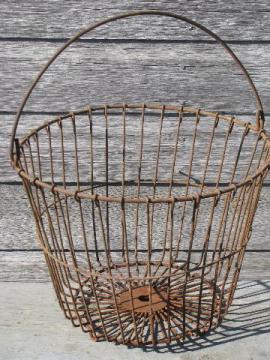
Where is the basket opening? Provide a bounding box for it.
[18,104,268,202]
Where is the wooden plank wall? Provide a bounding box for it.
[0,0,269,281]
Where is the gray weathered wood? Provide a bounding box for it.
[1,184,270,251]
[1,0,270,40]
[3,113,270,182]
[1,1,270,287]
[1,41,269,114]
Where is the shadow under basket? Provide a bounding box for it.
[10,11,270,346]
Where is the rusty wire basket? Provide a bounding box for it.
[10,11,270,345]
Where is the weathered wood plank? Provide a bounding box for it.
[1,42,269,114]
[1,0,270,40]
[0,251,269,281]
[0,185,270,252]
[1,1,270,290]
[1,281,270,359]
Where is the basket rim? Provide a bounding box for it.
[12,103,270,204]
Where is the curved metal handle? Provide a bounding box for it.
[10,10,265,161]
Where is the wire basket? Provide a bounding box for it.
[10,11,270,346]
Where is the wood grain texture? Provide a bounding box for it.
[2,112,270,182]
[1,0,270,40]
[1,1,269,284]
[1,184,270,251]
[1,41,269,114]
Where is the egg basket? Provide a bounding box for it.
[10,11,270,345]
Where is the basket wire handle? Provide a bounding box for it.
[10,10,265,162]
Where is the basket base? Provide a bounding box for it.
[117,285,168,313]
[62,263,226,345]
